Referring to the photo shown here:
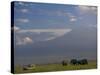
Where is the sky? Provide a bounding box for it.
[13,1,97,65]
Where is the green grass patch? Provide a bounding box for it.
[14,61,97,74]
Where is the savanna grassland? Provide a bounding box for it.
[14,60,97,74]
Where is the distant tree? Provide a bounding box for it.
[62,60,67,66]
[77,60,81,65]
[23,67,27,70]
[70,59,78,65]
[80,59,88,65]
[70,59,88,65]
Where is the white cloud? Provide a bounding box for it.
[20,9,29,13]
[76,6,97,14]
[17,29,72,34]
[56,11,68,16]
[91,7,97,11]
[44,37,56,41]
[38,9,70,17]
[18,2,25,5]
[16,36,33,45]
[24,37,33,43]
[18,2,28,6]
[67,13,77,22]
[43,29,72,41]
[17,18,29,23]
[70,16,77,22]
[88,24,97,28]
[17,2,32,6]
[12,26,20,31]
[15,29,72,45]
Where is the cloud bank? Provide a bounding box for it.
[16,36,33,45]
[76,6,97,14]
[16,18,29,23]
[15,28,72,45]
